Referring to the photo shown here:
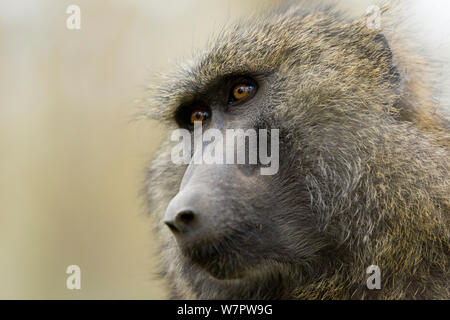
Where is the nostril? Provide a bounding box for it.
[164,220,179,233]
[164,209,198,234]
[177,210,195,225]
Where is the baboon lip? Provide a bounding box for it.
[179,241,247,280]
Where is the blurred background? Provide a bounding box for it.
[0,0,446,299]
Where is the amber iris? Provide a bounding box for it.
[232,84,254,100]
[190,109,208,124]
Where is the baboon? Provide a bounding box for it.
[144,2,449,299]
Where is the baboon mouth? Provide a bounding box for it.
[180,241,249,280]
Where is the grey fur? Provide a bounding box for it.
[144,2,449,299]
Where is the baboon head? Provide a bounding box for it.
[145,4,448,299]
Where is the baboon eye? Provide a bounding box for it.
[233,84,252,99]
[175,102,211,129]
[228,81,257,105]
[189,109,209,125]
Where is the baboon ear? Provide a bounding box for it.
[349,16,401,89]
[359,4,400,85]
[372,33,401,87]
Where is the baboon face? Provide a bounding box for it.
[162,74,323,280]
[146,3,450,299]
[148,12,399,281]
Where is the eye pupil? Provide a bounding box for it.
[226,79,258,105]
[232,83,254,102]
[190,109,208,125]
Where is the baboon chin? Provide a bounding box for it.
[177,204,317,282]
[182,242,253,281]
[145,2,449,300]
